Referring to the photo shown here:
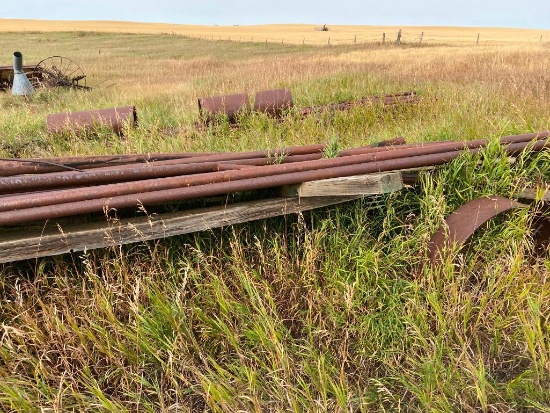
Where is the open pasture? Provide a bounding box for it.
[0,26,549,412]
[1,19,549,45]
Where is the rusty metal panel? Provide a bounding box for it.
[197,93,250,123]
[46,106,137,135]
[427,196,526,264]
[253,89,293,117]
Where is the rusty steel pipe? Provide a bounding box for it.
[1,138,547,216]
[46,106,137,135]
[0,144,325,177]
[0,140,481,195]
[29,151,219,166]
[339,132,549,157]
[0,143,471,210]
[254,89,294,117]
[372,136,407,147]
[0,152,221,177]
[198,93,250,123]
[0,152,325,194]
[0,153,328,211]
[216,163,257,171]
[2,139,549,226]
[0,150,472,226]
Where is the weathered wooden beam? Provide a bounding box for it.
[279,172,402,197]
[0,196,361,264]
[0,172,403,263]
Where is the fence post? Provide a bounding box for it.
[383,32,385,43]
[419,32,424,45]
[476,33,480,45]
[396,29,402,45]
[354,35,357,44]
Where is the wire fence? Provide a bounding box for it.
[168,30,547,47]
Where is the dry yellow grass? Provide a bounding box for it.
[0,29,549,412]
[1,19,548,46]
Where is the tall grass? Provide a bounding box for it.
[0,32,548,411]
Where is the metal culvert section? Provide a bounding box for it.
[253,89,294,117]
[197,93,250,123]
[46,106,137,135]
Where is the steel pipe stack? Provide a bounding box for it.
[0,132,547,226]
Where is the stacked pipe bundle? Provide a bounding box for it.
[0,132,548,226]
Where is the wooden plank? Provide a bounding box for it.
[279,172,402,197]
[0,195,362,264]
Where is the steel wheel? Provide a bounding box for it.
[32,56,90,90]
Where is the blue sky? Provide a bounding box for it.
[2,0,548,29]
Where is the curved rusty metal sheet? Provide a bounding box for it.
[253,89,293,117]
[427,196,550,264]
[197,93,250,123]
[46,106,137,135]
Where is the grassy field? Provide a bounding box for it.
[1,19,549,45]
[0,27,549,412]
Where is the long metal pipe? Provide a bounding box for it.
[3,130,545,190]
[0,152,222,176]
[0,137,547,216]
[0,153,318,194]
[0,144,326,177]
[0,140,493,199]
[4,140,547,226]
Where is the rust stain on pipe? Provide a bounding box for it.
[46,106,137,135]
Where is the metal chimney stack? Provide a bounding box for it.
[12,51,34,96]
